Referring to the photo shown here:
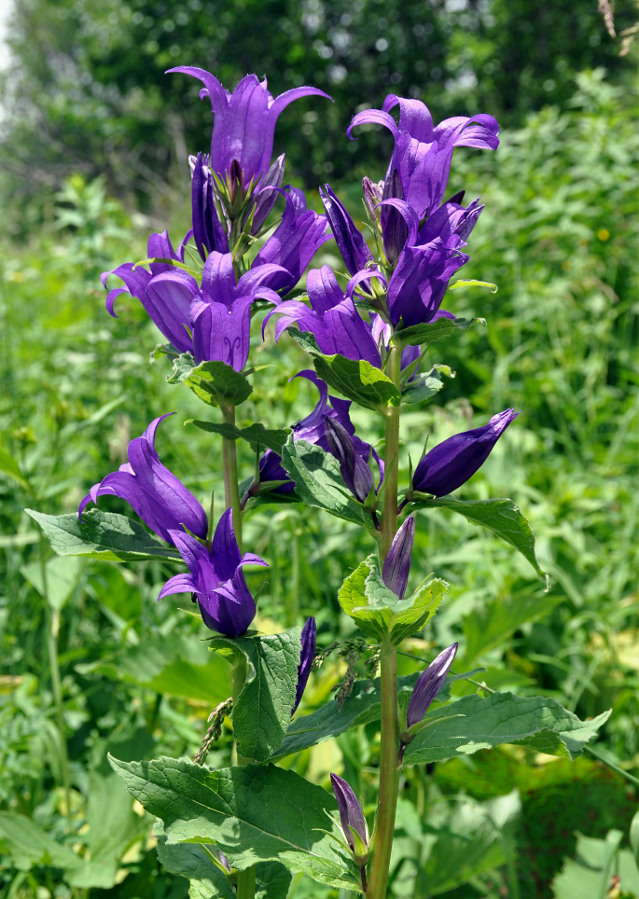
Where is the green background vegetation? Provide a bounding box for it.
[0,0,637,896]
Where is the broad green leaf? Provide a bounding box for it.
[232,629,302,762]
[190,420,291,454]
[410,496,546,580]
[312,354,400,411]
[338,554,446,644]
[401,365,450,405]
[395,316,485,348]
[280,437,371,528]
[109,758,361,893]
[168,353,252,407]
[271,673,421,760]
[156,831,235,899]
[403,692,611,765]
[21,554,84,611]
[26,508,180,562]
[255,862,293,899]
[0,811,81,872]
[77,632,232,707]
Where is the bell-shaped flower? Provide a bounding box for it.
[292,617,316,715]
[78,413,208,546]
[102,230,194,353]
[382,515,415,599]
[405,643,458,730]
[325,418,374,505]
[330,774,369,865]
[348,95,498,219]
[319,184,374,277]
[161,509,267,637]
[412,409,520,497]
[253,187,331,295]
[168,67,331,184]
[265,265,383,368]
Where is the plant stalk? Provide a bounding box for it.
[221,404,242,548]
[231,652,257,899]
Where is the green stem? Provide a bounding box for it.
[39,538,72,824]
[221,404,242,549]
[367,344,402,899]
[231,648,256,899]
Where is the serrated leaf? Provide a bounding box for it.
[280,437,371,527]
[108,758,361,893]
[271,673,421,760]
[403,692,611,765]
[338,555,446,644]
[312,354,400,411]
[232,629,302,762]
[26,508,180,562]
[410,495,546,580]
[169,353,252,408]
[395,316,485,348]
[401,367,446,405]
[190,420,290,455]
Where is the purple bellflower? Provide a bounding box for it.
[265,265,383,368]
[399,642,458,761]
[382,515,416,599]
[103,230,194,353]
[348,95,498,220]
[168,67,331,184]
[78,413,208,547]
[253,187,331,295]
[412,409,520,497]
[292,617,316,715]
[161,508,267,637]
[330,774,369,865]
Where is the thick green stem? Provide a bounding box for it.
[221,404,242,549]
[231,653,256,899]
[367,344,402,899]
[367,640,400,898]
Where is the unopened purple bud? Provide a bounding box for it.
[362,176,383,221]
[320,184,373,276]
[330,773,368,853]
[250,153,286,234]
[292,617,316,715]
[412,409,520,497]
[325,417,373,504]
[380,168,407,264]
[406,642,458,728]
[382,516,415,599]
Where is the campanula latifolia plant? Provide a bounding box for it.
[30,64,612,899]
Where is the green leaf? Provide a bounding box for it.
[26,508,180,562]
[272,673,421,760]
[0,811,81,872]
[156,831,235,899]
[231,629,302,762]
[552,831,639,899]
[21,554,84,611]
[448,279,498,293]
[0,443,30,490]
[337,555,446,644]
[401,364,452,405]
[395,316,485,348]
[109,758,361,893]
[280,437,371,527]
[168,353,252,407]
[255,862,293,899]
[312,354,400,411]
[410,496,546,580]
[403,692,611,765]
[190,420,291,454]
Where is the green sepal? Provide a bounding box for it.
[394,316,486,349]
[349,828,370,867]
[189,420,291,454]
[408,495,547,581]
[168,353,252,407]
[209,628,302,762]
[337,554,446,644]
[26,508,180,562]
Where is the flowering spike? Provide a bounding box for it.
[412,409,520,497]
[406,642,458,728]
[382,516,415,599]
[292,617,316,715]
[330,773,368,861]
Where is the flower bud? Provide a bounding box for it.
[292,617,316,715]
[325,417,374,504]
[330,773,369,865]
[406,643,458,729]
[382,516,415,599]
